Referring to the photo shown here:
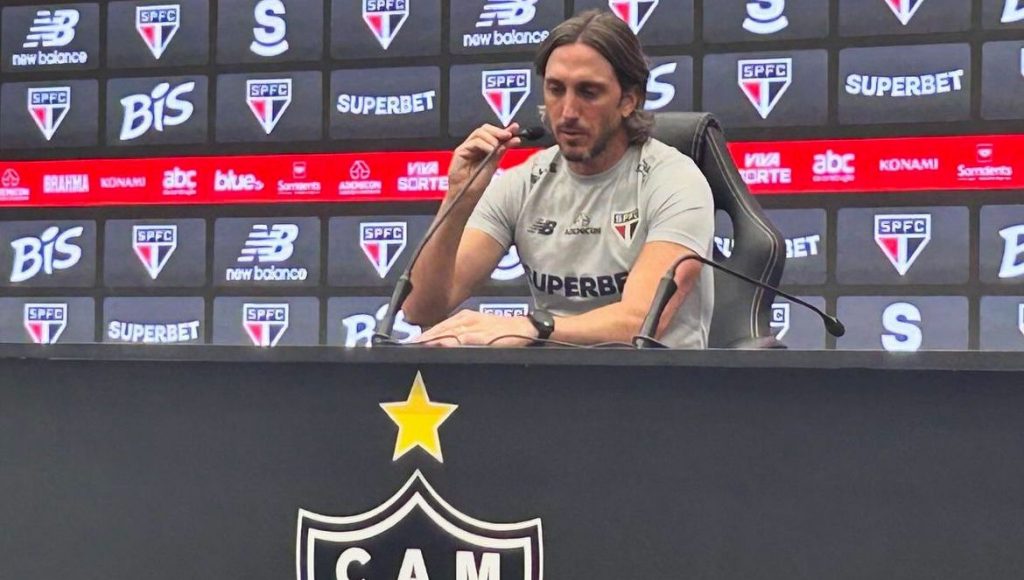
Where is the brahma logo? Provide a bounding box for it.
[10,226,84,283]
[612,208,640,244]
[812,150,856,183]
[360,222,407,278]
[363,0,409,50]
[957,143,1013,182]
[136,5,180,59]
[133,225,177,280]
[338,160,382,195]
[27,87,71,141]
[242,303,289,347]
[491,245,525,281]
[608,0,659,34]
[43,174,89,194]
[883,0,927,25]
[770,302,790,340]
[162,167,197,196]
[23,303,67,345]
[0,169,30,202]
[874,214,931,276]
[740,151,792,185]
[738,58,792,119]
[119,81,196,141]
[251,0,288,57]
[998,224,1024,279]
[482,69,531,126]
[246,79,292,135]
[13,9,88,68]
[744,0,788,34]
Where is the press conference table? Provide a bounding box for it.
[1,346,1022,580]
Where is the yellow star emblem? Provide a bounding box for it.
[380,371,458,463]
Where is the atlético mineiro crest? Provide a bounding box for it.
[246,79,292,135]
[738,58,792,119]
[132,225,178,280]
[136,4,180,59]
[363,0,409,50]
[612,208,640,244]
[243,303,289,347]
[883,0,927,26]
[608,0,659,34]
[482,69,531,127]
[771,302,790,340]
[297,471,543,580]
[874,214,931,276]
[24,303,67,345]
[27,87,71,141]
[360,222,407,278]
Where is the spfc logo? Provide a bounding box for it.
[482,69,531,126]
[132,225,177,280]
[612,208,640,244]
[874,214,931,276]
[27,87,71,141]
[738,58,792,119]
[24,303,67,345]
[360,222,407,278]
[242,303,289,347]
[883,0,927,25]
[298,471,543,580]
[608,0,659,34]
[246,79,292,135]
[363,0,409,50]
[771,302,790,340]
[136,4,180,59]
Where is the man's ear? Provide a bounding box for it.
[619,87,641,118]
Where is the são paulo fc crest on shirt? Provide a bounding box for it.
[884,0,927,25]
[243,303,289,347]
[246,79,292,135]
[874,214,931,276]
[27,87,71,141]
[360,222,407,278]
[738,58,792,119]
[608,0,658,34]
[612,208,640,244]
[133,225,177,280]
[482,69,531,127]
[136,4,180,59]
[363,0,409,50]
[24,303,67,345]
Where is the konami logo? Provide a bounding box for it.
[878,157,939,172]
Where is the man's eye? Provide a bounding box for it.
[547,85,564,95]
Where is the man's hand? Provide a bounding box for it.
[415,309,538,347]
[447,122,521,205]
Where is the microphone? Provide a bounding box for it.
[633,253,845,348]
[372,126,547,345]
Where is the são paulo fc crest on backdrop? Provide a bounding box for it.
[482,69,531,126]
[360,222,407,278]
[612,208,640,244]
[608,0,658,34]
[133,225,177,280]
[874,214,931,276]
[884,0,927,25]
[243,303,289,347]
[363,0,409,50]
[136,4,180,59]
[246,79,292,134]
[27,87,71,141]
[738,58,792,119]
[24,303,68,345]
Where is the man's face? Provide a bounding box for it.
[543,42,638,164]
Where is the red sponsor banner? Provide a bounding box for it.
[0,134,1020,208]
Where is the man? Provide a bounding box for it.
[405,10,714,348]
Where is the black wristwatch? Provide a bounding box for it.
[526,309,555,342]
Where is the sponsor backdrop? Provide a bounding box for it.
[0,0,1023,350]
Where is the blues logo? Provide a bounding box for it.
[738,58,792,119]
[482,69,531,127]
[883,0,927,25]
[363,0,409,50]
[246,79,292,135]
[360,222,407,278]
[608,0,659,34]
[23,303,67,345]
[874,214,931,276]
[612,208,640,244]
[136,4,180,59]
[770,302,790,340]
[132,225,178,280]
[27,87,71,141]
[242,303,289,347]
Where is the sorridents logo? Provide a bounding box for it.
[398,160,448,193]
[162,167,197,195]
[119,81,196,141]
[998,224,1024,279]
[612,208,640,244]
[715,234,820,259]
[482,69,531,126]
[744,0,788,34]
[564,212,601,235]
[491,244,525,281]
[336,90,436,116]
[297,471,542,580]
[874,214,931,276]
[341,303,420,346]
[228,224,308,282]
[0,169,31,201]
[881,301,922,351]
[251,0,288,57]
[360,221,407,278]
[464,0,548,48]
[479,302,530,316]
[363,0,409,50]
[878,157,939,172]
[770,302,790,340]
[338,160,383,195]
[957,143,1014,182]
[608,0,659,34]
[644,62,676,111]
[277,161,322,195]
[133,225,177,280]
[883,0,927,26]
[27,87,71,141]
[43,174,89,194]
[1004,0,1024,23]
[24,303,67,344]
[13,9,88,68]
[737,58,792,119]
[136,5,180,60]
[812,150,856,183]
[740,151,792,185]
[100,175,147,189]
[845,70,964,97]
[246,79,292,134]
[215,169,265,192]
[107,319,200,343]
[242,303,289,347]
[10,225,84,283]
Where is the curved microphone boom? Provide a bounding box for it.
[372,126,547,345]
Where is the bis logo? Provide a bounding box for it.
[737,58,792,119]
[23,303,67,345]
[10,225,83,283]
[27,87,71,141]
[136,5,180,59]
[119,81,196,141]
[482,69,531,126]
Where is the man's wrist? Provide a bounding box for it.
[525,309,555,342]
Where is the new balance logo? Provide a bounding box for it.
[24,9,79,48]
[476,0,537,27]
[528,218,556,235]
[238,224,298,263]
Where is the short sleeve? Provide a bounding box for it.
[643,155,715,259]
[465,162,530,251]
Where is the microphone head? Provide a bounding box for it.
[516,126,546,141]
[825,317,846,337]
